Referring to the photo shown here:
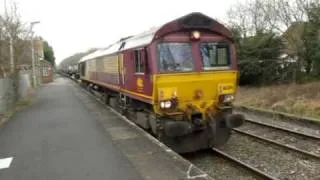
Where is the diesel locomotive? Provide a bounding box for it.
[78,12,244,153]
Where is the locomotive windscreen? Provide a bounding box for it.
[157,43,194,72]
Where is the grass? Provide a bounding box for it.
[15,96,34,111]
[235,82,320,119]
[15,86,36,111]
[0,111,14,127]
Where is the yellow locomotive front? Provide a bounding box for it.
[149,18,244,153]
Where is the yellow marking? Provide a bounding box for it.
[152,75,157,109]
[81,78,153,100]
[158,87,177,100]
[137,78,143,88]
[154,71,237,77]
[82,79,120,90]
[218,83,235,94]
[136,78,144,92]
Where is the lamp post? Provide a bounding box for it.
[30,21,40,88]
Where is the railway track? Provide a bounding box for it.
[187,110,320,179]
[62,75,319,179]
[212,148,278,180]
[244,118,320,140]
[234,118,320,159]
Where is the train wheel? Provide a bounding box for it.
[86,84,93,94]
[119,104,127,116]
[148,114,164,139]
[80,81,86,88]
[102,94,110,105]
[149,114,157,135]
[208,112,232,147]
[109,97,118,109]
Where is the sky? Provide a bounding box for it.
[2,0,243,65]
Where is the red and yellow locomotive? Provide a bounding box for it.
[79,12,244,153]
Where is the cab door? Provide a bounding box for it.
[121,48,152,102]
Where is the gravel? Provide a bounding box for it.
[184,150,263,180]
[234,110,320,138]
[219,133,320,180]
[239,121,320,157]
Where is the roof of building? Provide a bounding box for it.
[79,12,233,63]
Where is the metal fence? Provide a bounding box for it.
[0,77,14,114]
[0,71,32,114]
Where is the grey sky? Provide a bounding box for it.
[3,0,242,64]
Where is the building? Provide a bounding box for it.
[40,60,53,83]
[16,37,44,86]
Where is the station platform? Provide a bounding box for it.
[0,77,211,180]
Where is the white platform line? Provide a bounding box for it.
[0,157,13,170]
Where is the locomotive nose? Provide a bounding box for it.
[225,114,245,128]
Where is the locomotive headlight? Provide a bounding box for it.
[164,101,172,108]
[160,101,165,108]
[191,31,201,40]
[219,94,235,103]
[159,100,172,109]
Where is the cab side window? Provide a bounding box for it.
[134,50,144,73]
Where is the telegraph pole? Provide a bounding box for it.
[31,31,36,87]
[9,35,14,74]
[30,21,40,88]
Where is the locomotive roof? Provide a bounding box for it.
[79,27,159,63]
[79,12,233,63]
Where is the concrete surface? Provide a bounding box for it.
[0,78,142,180]
[0,77,212,180]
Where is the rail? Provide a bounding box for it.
[232,119,320,159]
[245,118,320,140]
[212,148,279,180]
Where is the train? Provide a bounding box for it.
[59,65,79,79]
[77,12,244,153]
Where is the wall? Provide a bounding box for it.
[0,77,14,114]
[0,71,32,114]
[19,71,32,98]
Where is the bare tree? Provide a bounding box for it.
[228,0,320,82]
[227,0,278,38]
[271,0,320,75]
[0,2,34,103]
[227,3,251,38]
